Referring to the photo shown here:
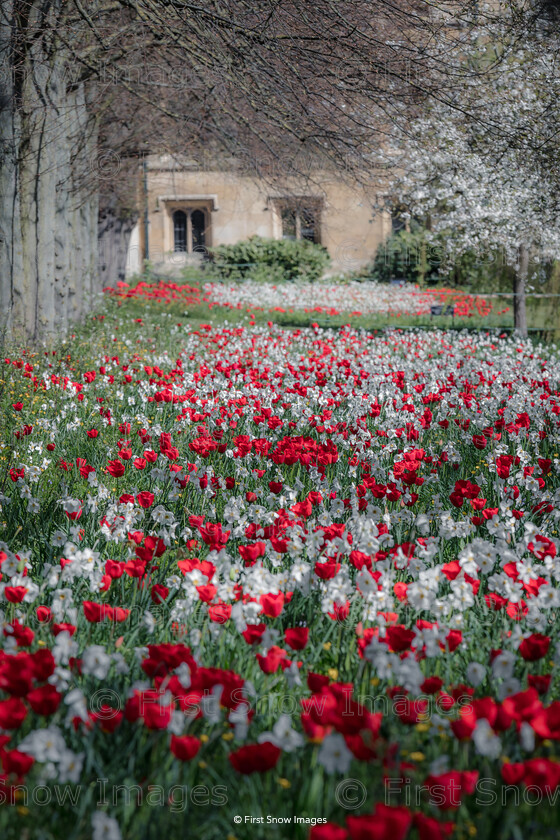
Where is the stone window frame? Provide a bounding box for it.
[158,195,218,254]
[269,196,323,245]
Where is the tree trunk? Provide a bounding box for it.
[0,0,99,345]
[513,243,529,338]
[98,211,138,290]
[0,0,22,344]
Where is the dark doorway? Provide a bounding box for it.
[173,210,187,252]
[191,210,206,251]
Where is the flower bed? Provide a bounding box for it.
[203,280,494,318]
[0,316,558,839]
[104,280,202,306]
[104,279,496,320]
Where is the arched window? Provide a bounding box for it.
[191,209,206,252]
[173,210,187,252]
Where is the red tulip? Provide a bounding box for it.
[285,627,309,650]
[170,735,201,761]
[229,742,281,774]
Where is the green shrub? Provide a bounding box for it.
[365,225,519,291]
[366,227,439,285]
[209,236,330,282]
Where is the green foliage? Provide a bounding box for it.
[442,245,515,292]
[365,224,523,292]
[209,236,330,282]
[367,228,434,284]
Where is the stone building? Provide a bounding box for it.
[126,154,391,277]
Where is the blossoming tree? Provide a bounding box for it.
[383,2,560,336]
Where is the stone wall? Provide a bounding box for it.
[139,159,390,275]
